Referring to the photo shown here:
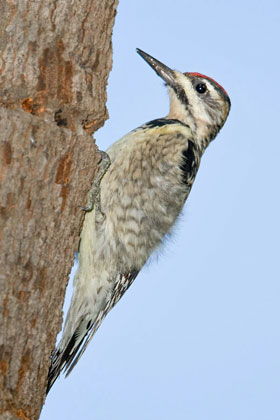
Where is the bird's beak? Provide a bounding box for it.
[136,48,176,87]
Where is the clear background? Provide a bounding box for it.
[42,1,280,419]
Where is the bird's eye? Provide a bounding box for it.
[196,83,207,94]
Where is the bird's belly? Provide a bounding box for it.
[106,184,186,270]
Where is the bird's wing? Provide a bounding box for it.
[47,269,138,393]
[65,269,139,376]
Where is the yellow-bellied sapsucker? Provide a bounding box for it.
[47,49,231,392]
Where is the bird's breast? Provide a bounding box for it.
[100,125,199,269]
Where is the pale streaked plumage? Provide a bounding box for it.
[47,49,230,393]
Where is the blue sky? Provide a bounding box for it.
[42,1,280,419]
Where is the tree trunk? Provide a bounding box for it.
[0,1,118,419]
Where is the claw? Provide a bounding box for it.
[83,151,111,216]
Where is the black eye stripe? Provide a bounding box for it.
[196,83,207,94]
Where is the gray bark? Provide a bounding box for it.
[0,1,118,419]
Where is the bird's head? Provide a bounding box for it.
[137,48,231,150]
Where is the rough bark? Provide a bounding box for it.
[0,1,118,419]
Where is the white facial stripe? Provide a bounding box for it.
[167,71,227,146]
[174,72,213,124]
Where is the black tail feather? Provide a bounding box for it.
[46,332,79,394]
[46,321,93,394]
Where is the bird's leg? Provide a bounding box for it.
[82,151,111,217]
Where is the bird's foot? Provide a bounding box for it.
[82,151,111,217]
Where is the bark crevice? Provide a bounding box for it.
[0,1,118,418]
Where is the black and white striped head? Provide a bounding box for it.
[137,48,230,149]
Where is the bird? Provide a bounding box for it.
[47,48,231,393]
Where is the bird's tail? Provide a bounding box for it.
[46,316,92,394]
[46,269,139,393]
